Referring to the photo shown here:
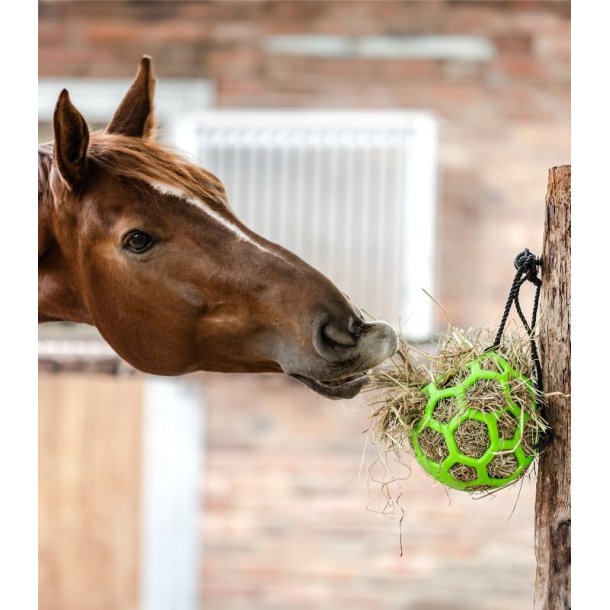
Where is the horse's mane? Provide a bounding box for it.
[38,143,53,202]
[38,133,226,204]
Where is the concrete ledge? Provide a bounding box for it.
[38,339,133,375]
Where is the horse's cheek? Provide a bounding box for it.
[80,259,196,373]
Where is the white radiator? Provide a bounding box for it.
[174,111,438,340]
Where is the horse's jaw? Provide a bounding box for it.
[290,372,369,400]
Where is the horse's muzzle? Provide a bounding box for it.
[291,320,399,399]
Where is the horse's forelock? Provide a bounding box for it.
[86,132,226,205]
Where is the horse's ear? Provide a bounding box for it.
[53,89,90,192]
[106,55,157,139]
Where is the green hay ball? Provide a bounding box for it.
[409,351,538,492]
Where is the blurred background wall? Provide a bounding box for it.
[39,0,570,328]
[38,2,570,609]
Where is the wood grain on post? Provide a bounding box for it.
[534,165,571,609]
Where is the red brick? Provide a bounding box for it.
[495,56,551,81]
[85,22,141,43]
[493,33,533,55]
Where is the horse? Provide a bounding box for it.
[38,56,398,399]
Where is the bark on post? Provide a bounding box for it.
[534,165,571,609]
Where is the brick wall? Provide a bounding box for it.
[39,0,570,329]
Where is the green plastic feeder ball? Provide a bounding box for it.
[409,352,538,492]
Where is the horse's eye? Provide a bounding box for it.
[124,231,155,254]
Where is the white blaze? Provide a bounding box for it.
[148,180,274,255]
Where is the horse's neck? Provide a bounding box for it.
[38,146,92,325]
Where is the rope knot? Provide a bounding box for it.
[514,248,542,284]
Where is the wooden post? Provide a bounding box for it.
[534,165,571,609]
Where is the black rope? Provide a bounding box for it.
[491,248,543,394]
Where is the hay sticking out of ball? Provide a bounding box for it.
[496,411,518,440]
[454,419,489,459]
[465,378,506,412]
[367,326,549,494]
[418,427,449,463]
[488,454,519,479]
[450,464,478,482]
[433,396,460,423]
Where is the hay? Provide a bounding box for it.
[465,378,506,411]
[367,325,549,494]
[418,427,449,462]
[454,419,489,458]
[496,411,518,440]
[488,454,519,479]
[433,396,461,423]
[450,464,478,482]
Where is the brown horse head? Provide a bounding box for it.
[38,56,398,399]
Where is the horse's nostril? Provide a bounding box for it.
[321,322,358,348]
